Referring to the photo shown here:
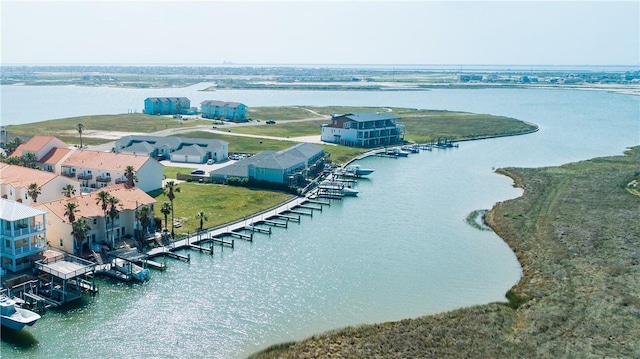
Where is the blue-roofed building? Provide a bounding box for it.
[210,143,325,186]
[144,97,191,115]
[320,112,406,147]
[114,135,228,164]
[201,100,248,122]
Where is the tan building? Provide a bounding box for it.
[11,135,69,161]
[60,150,164,193]
[36,184,157,256]
[0,163,81,205]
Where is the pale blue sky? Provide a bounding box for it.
[2,1,638,65]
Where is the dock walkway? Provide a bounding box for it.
[146,192,320,258]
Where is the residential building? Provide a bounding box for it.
[1,199,47,273]
[320,112,405,147]
[10,135,68,160]
[114,135,228,164]
[0,163,81,205]
[59,150,163,193]
[144,97,191,115]
[201,100,248,122]
[36,184,156,256]
[210,143,325,185]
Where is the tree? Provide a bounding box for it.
[71,218,91,254]
[125,165,137,187]
[77,123,85,148]
[107,196,121,248]
[195,211,208,231]
[63,202,79,223]
[136,205,152,239]
[162,181,180,238]
[159,202,172,233]
[27,183,41,203]
[20,152,38,168]
[95,190,110,242]
[62,184,77,198]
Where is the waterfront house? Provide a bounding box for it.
[200,100,248,122]
[320,112,405,147]
[59,150,163,193]
[210,143,325,185]
[114,135,228,164]
[0,199,47,273]
[36,184,156,256]
[0,163,81,205]
[144,97,191,115]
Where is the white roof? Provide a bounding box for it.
[0,199,47,221]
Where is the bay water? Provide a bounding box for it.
[1,84,638,358]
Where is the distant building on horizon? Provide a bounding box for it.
[200,100,247,122]
[320,112,405,147]
[144,97,192,115]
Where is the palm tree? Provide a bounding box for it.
[27,183,41,203]
[162,181,180,238]
[71,218,91,255]
[95,190,110,242]
[77,123,85,148]
[62,184,77,197]
[21,152,38,168]
[125,165,137,187]
[63,202,79,223]
[159,202,172,233]
[136,206,152,239]
[107,196,121,248]
[195,211,208,231]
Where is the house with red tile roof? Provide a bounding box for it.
[11,135,69,161]
[35,184,157,256]
[0,163,81,205]
[59,150,163,193]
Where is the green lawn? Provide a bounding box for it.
[151,182,292,235]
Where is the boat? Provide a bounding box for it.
[386,148,410,157]
[318,181,359,196]
[341,165,374,177]
[0,294,41,331]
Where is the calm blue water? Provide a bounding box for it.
[1,85,638,358]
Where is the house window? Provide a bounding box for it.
[59,239,63,247]
[93,218,97,225]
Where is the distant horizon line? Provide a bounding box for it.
[1,63,638,68]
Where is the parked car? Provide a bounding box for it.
[190,169,205,175]
[206,159,215,165]
[266,120,276,124]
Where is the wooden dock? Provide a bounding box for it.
[244,225,272,234]
[287,209,313,217]
[262,219,288,228]
[275,214,300,222]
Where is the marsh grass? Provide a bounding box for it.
[251,147,640,358]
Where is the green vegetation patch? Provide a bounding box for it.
[252,146,640,358]
[152,182,291,235]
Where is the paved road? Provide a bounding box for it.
[86,116,331,152]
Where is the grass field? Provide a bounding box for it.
[251,147,640,358]
[150,182,292,235]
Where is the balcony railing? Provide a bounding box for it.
[115,178,127,184]
[1,240,46,256]
[1,222,45,238]
[77,173,93,180]
[96,175,111,183]
[61,171,76,178]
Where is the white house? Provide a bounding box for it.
[0,199,47,273]
[320,112,405,147]
[0,163,81,205]
[114,135,228,164]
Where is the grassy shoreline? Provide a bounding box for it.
[251,147,640,358]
